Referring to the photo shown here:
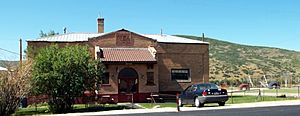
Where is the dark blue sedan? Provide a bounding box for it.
[179,83,228,107]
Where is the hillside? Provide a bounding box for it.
[0,60,19,68]
[178,35,300,87]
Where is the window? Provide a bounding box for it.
[146,72,155,85]
[197,84,218,90]
[171,69,190,81]
[97,48,104,58]
[102,72,109,84]
[147,64,154,70]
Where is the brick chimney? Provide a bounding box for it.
[97,18,104,33]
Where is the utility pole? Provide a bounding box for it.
[283,71,288,88]
[202,33,205,83]
[202,33,205,41]
[248,70,254,87]
[19,38,22,67]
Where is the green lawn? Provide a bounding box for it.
[262,88,300,94]
[226,95,299,104]
[138,96,300,108]
[138,103,176,109]
[14,104,130,116]
[14,106,50,116]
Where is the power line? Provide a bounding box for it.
[0,47,21,55]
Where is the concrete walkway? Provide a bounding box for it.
[52,100,300,116]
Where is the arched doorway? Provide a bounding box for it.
[118,68,138,102]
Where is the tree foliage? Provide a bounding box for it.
[31,45,104,113]
[39,30,59,37]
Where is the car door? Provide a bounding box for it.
[181,85,192,104]
[186,85,197,104]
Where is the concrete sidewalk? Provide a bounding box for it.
[53,100,300,116]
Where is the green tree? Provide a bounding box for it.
[31,45,104,113]
[26,30,60,58]
[39,30,59,37]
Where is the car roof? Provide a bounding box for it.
[193,83,216,86]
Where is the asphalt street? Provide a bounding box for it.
[54,100,300,116]
[112,105,300,116]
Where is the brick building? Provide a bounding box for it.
[27,18,209,103]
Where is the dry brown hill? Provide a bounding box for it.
[177,35,300,87]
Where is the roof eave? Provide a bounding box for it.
[27,40,88,42]
[101,61,157,64]
[158,42,209,44]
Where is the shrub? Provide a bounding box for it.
[0,60,32,115]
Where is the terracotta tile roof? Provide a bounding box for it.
[100,48,156,62]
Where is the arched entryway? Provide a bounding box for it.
[118,68,138,102]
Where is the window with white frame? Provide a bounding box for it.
[171,69,190,81]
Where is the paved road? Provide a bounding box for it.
[114,105,300,116]
[55,100,300,116]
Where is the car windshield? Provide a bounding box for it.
[197,84,219,90]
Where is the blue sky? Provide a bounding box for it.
[1,0,300,60]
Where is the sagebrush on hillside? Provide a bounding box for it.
[177,35,300,87]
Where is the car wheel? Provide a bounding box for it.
[218,102,225,106]
[272,85,276,89]
[178,98,183,107]
[194,97,204,108]
[242,87,247,91]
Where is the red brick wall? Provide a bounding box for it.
[99,64,159,94]
[156,43,209,93]
[88,30,156,58]
[27,30,209,96]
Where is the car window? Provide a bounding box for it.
[190,85,197,91]
[184,85,192,92]
[197,84,219,90]
[209,84,219,89]
[198,84,207,90]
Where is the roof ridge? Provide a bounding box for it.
[143,34,167,35]
[101,48,148,50]
[36,32,101,39]
[65,32,100,34]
